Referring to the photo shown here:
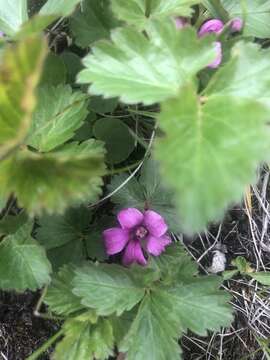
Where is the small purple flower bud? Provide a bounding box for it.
[198,19,224,37]
[103,208,171,266]
[230,18,243,32]
[208,41,222,69]
[174,17,187,30]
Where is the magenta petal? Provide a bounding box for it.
[122,240,147,266]
[117,208,144,229]
[230,18,243,32]
[144,210,168,237]
[174,17,186,29]
[103,228,129,255]
[198,19,224,37]
[208,41,222,68]
[146,235,172,256]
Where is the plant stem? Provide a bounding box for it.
[26,328,65,360]
[145,0,152,18]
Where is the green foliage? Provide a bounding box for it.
[0,222,51,291]
[250,272,270,286]
[73,263,145,316]
[61,51,83,83]
[40,52,67,86]
[44,265,85,316]
[121,291,183,360]
[40,0,81,17]
[0,35,47,159]
[77,21,216,105]
[70,0,119,48]
[155,81,270,233]
[221,0,270,38]
[36,206,92,250]
[93,118,135,164]
[54,314,114,360]
[111,0,198,28]
[0,141,106,215]
[27,85,88,152]
[0,0,28,35]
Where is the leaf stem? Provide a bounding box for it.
[26,328,65,360]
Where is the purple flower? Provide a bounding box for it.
[208,41,222,68]
[198,19,224,38]
[230,18,243,32]
[198,19,224,69]
[103,208,171,266]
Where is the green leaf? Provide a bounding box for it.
[0,222,52,291]
[47,239,84,271]
[111,0,198,28]
[250,272,270,286]
[232,256,253,273]
[54,314,114,360]
[205,42,270,109]
[122,276,232,359]
[93,118,135,164]
[77,21,216,105]
[36,206,92,250]
[40,52,67,86]
[0,0,28,35]
[167,276,233,335]
[0,35,47,159]
[108,174,146,209]
[27,85,88,152]
[73,263,145,316]
[40,0,81,17]
[44,265,85,316]
[0,211,28,235]
[155,83,270,233]
[61,51,83,83]
[121,291,182,360]
[70,0,119,48]
[0,140,106,215]
[221,0,270,38]
[89,96,118,114]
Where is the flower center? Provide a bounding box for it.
[135,226,148,240]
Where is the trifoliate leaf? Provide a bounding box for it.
[0,0,28,35]
[221,0,270,38]
[40,0,81,17]
[205,42,270,109]
[0,222,52,291]
[167,276,233,335]
[121,291,182,360]
[73,263,145,316]
[77,21,216,105]
[93,118,135,164]
[54,315,114,360]
[70,0,119,48]
[36,206,92,250]
[122,274,232,359]
[111,0,198,28]
[40,52,67,86]
[27,85,88,152]
[0,140,106,215]
[0,35,47,159]
[44,265,85,316]
[155,83,270,233]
